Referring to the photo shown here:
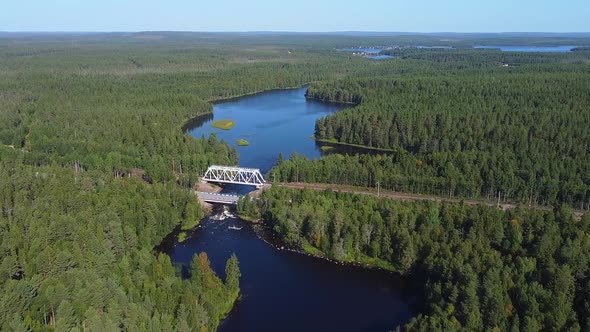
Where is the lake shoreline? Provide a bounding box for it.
[179,84,315,134]
[181,83,356,133]
[304,95,359,105]
[208,83,314,104]
[248,216,401,274]
[314,136,398,153]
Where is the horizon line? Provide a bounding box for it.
[1,30,590,34]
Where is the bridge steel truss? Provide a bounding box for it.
[202,165,266,188]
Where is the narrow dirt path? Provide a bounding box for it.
[276,182,586,220]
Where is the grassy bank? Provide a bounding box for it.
[236,213,261,223]
[237,139,250,146]
[212,119,236,130]
[300,241,397,272]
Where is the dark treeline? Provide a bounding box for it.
[384,48,590,67]
[243,186,590,331]
[308,68,590,208]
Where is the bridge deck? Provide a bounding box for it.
[196,191,241,205]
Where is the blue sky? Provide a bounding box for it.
[1,0,588,32]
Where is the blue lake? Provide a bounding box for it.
[185,87,349,174]
[367,54,395,60]
[339,48,395,60]
[340,47,382,54]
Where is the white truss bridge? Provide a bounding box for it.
[202,165,266,188]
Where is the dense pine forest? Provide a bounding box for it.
[1,32,590,331]
[0,33,354,330]
[305,53,590,208]
[0,159,240,330]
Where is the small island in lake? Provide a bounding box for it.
[212,119,236,130]
[237,139,250,146]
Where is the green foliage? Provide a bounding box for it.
[181,199,204,230]
[225,254,240,296]
[236,196,260,221]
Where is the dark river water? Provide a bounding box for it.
[169,87,415,331]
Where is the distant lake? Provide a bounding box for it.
[340,47,382,54]
[474,45,577,52]
[340,48,395,59]
[367,54,395,60]
[415,46,454,49]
